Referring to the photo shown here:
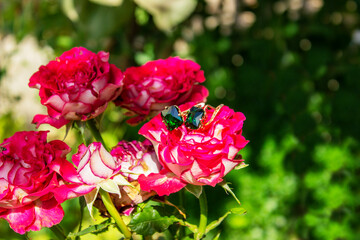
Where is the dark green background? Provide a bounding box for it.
[0,0,359,239]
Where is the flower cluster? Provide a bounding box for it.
[0,47,248,237]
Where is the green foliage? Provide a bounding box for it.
[1,0,360,239]
[129,205,180,235]
[185,185,203,199]
[206,208,246,234]
[67,219,113,239]
[220,182,241,206]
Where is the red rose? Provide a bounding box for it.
[114,57,209,125]
[137,103,249,196]
[0,131,74,234]
[29,47,124,128]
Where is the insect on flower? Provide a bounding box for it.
[0,142,9,153]
[161,103,224,131]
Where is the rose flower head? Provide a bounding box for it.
[111,139,161,181]
[95,140,162,215]
[138,103,249,196]
[29,47,124,129]
[114,57,209,125]
[61,142,131,218]
[62,140,161,216]
[0,131,73,234]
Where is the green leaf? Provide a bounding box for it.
[230,207,247,215]
[72,121,86,144]
[84,188,99,220]
[219,181,241,205]
[185,185,202,198]
[213,231,221,240]
[63,121,73,141]
[205,212,231,234]
[99,179,121,196]
[112,174,133,187]
[66,219,113,239]
[129,206,180,235]
[205,207,246,234]
[178,220,198,233]
[234,163,249,170]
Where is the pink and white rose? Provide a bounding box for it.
[60,141,162,215]
[0,131,75,234]
[29,47,124,129]
[93,140,162,215]
[72,142,121,186]
[137,103,249,196]
[114,57,209,125]
[56,142,130,218]
[111,139,161,181]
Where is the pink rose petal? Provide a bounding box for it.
[138,171,187,196]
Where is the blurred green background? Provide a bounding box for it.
[1,0,360,239]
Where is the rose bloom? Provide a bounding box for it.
[57,142,128,219]
[137,103,249,196]
[114,57,209,125]
[94,140,161,215]
[0,131,80,234]
[111,139,161,181]
[29,47,124,129]
[60,140,161,215]
[71,142,121,186]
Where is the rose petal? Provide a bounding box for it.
[31,114,70,129]
[138,171,186,196]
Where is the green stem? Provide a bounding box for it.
[76,197,85,240]
[87,119,107,149]
[49,224,66,240]
[86,119,132,238]
[178,189,185,239]
[79,129,87,146]
[99,189,132,239]
[195,188,208,240]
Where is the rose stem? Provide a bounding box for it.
[178,189,185,238]
[49,224,66,240]
[195,188,208,240]
[86,119,107,150]
[99,188,132,239]
[86,118,132,238]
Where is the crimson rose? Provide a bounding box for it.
[114,57,209,125]
[29,47,124,128]
[0,131,74,234]
[137,103,249,196]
